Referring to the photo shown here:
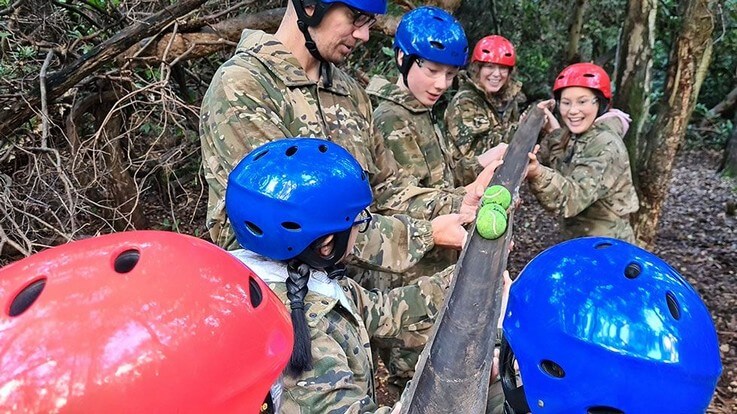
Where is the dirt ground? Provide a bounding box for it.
[375,148,737,412]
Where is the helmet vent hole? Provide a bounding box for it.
[248,277,263,308]
[666,292,681,320]
[114,249,140,273]
[583,73,596,78]
[245,221,263,236]
[282,221,302,231]
[594,241,612,249]
[429,41,445,50]
[588,407,624,414]
[540,359,565,378]
[624,262,641,279]
[252,149,269,161]
[482,48,491,54]
[9,278,46,317]
[285,145,298,157]
[318,144,328,153]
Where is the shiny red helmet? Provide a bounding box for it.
[0,231,293,413]
[472,35,516,67]
[553,62,612,99]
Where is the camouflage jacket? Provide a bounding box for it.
[230,249,453,413]
[530,116,640,242]
[200,30,463,270]
[444,72,526,156]
[363,77,465,285]
[367,76,481,187]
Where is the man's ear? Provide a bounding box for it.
[396,49,404,66]
[304,4,315,17]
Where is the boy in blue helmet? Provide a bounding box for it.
[365,5,508,392]
[499,237,722,413]
[225,138,459,413]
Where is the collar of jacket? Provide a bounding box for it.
[459,71,522,109]
[365,76,430,114]
[236,29,351,96]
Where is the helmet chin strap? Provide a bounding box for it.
[291,0,334,88]
[395,49,417,88]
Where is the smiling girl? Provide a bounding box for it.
[526,63,640,243]
[445,35,527,157]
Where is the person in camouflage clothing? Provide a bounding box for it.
[200,0,497,273]
[365,7,506,393]
[226,138,455,413]
[445,35,526,156]
[526,63,639,243]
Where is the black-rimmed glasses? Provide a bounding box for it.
[354,208,373,233]
[347,6,377,29]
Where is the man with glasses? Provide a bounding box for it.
[365,5,508,394]
[200,1,503,281]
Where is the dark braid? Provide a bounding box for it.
[285,259,312,376]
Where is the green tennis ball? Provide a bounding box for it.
[486,202,508,218]
[482,185,512,210]
[476,204,508,240]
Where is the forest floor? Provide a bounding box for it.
[374,148,737,412]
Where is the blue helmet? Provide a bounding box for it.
[322,0,387,14]
[501,237,722,413]
[393,6,468,67]
[226,138,372,262]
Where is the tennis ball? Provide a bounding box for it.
[476,204,508,240]
[486,202,508,217]
[482,185,512,210]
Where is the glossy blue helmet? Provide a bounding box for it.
[393,6,468,67]
[501,237,722,413]
[322,0,387,14]
[226,138,372,262]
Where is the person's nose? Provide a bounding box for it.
[353,24,370,42]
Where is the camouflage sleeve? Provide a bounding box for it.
[444,94,507,157]
[529,131,629,218]
[346,266,454,345]
[348,214,435,273]
[199,60,293,249]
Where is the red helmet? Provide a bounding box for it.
[472,35,516,67]
[0,231,293,413]
[553,62,613,99]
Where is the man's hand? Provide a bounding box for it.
[431,213,472,250]
[477,142,508,168]
[462,158,504,216]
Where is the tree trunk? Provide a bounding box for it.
[633,0,715,249]
[721,111,737,177]
[613,0,657,173]
[566,0,588,64]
